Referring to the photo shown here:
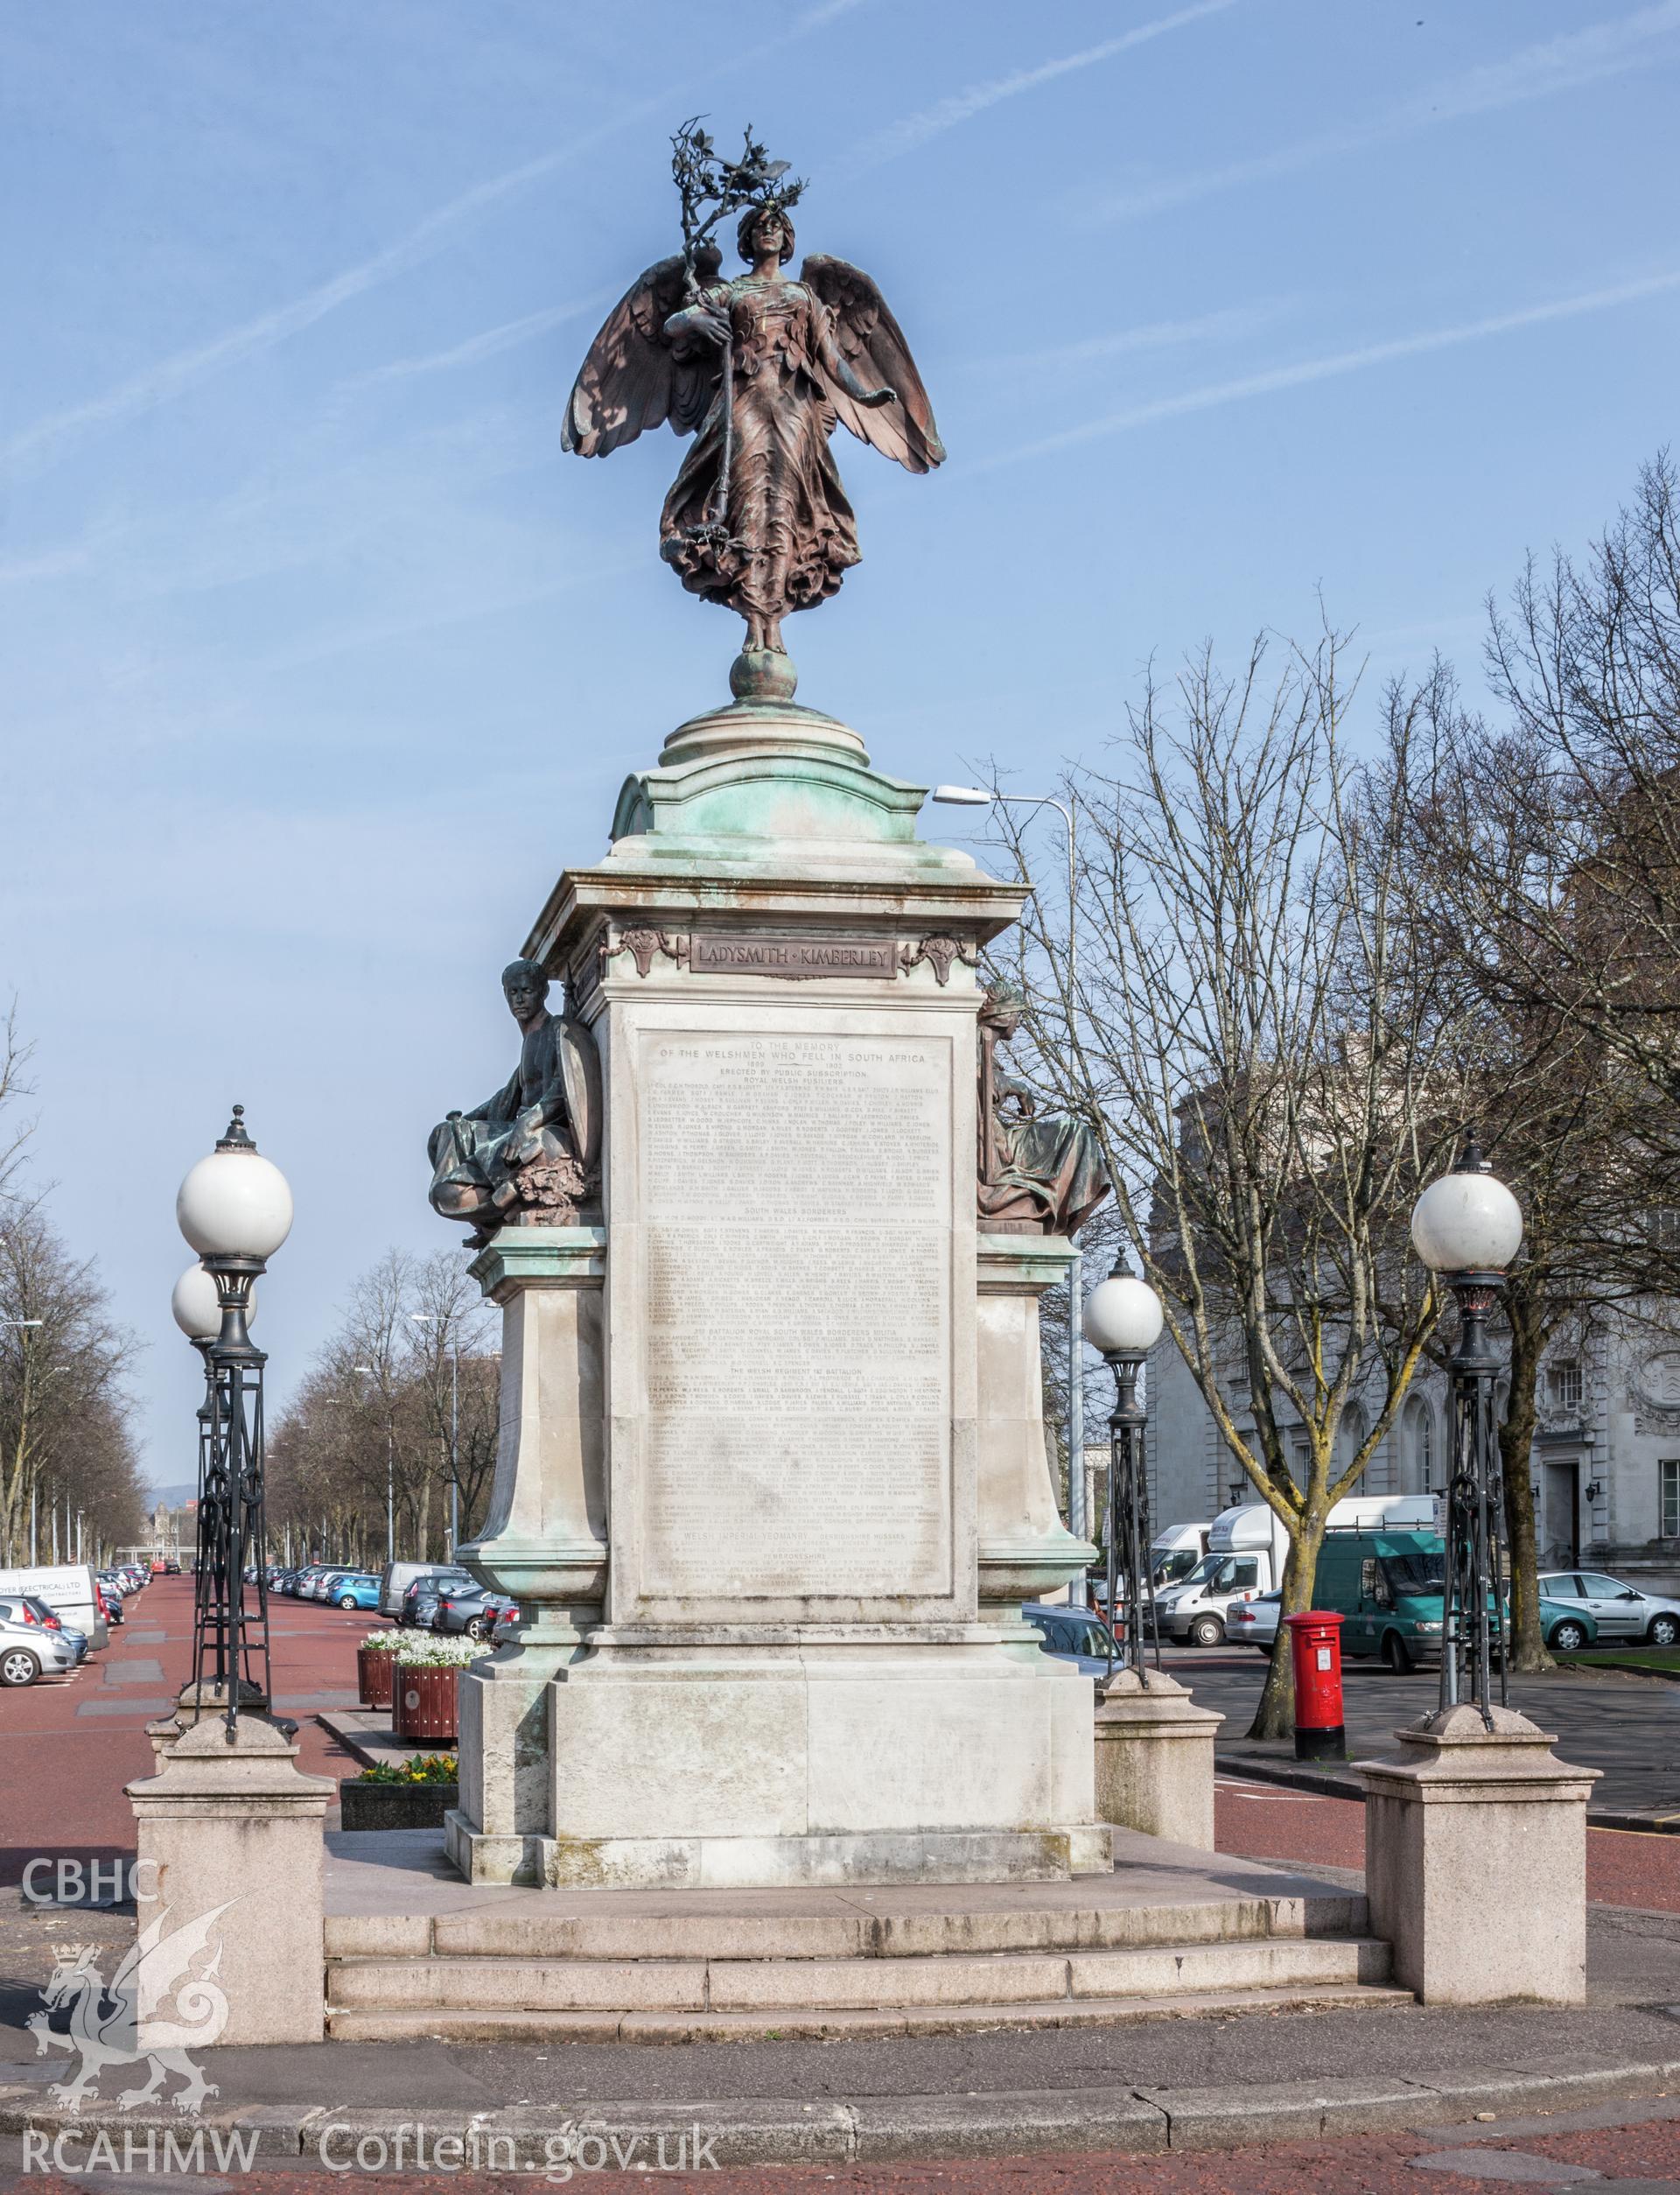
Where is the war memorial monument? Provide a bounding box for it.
[116,131,1595,2066]
[424,126,1111,1890]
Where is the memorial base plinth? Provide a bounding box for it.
[454,1637,588,1886]
[1356,1704,1600,2006]
[1093,1668,1224,1850]
[127,1713,334,2046]
[447,1630,1110,1888]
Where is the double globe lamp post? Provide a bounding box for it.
[1409,1138,1524,1726]
[172,1106,293,1736]
[1082,1256,1166,1685]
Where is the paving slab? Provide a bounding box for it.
[98,1659,164,1687]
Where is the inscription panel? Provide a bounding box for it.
[690,933,897,979]
[639,1029,951,1601]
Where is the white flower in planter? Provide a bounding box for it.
[393,1636,483,1669]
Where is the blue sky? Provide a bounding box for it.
[2,0,1675,1483]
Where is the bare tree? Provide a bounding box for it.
[265,1248,500,1567]
[0,1196,140,1566]
[1445,455,1680,1119]
[996,632,1468,1738]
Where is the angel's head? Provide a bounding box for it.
[738,203,795,268]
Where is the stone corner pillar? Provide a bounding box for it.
[1093,1667,1225,1848]
[1356,1704,1600,2006]
[975,1232,1096,1615]
[450,1224,608,1886]
[126,1712,333,2046]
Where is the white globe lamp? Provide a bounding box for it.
[1410,1140,1522,1275]
[1083,1264,1165,1360]
[177,1106,293,1262]
[172,1262,259,1342]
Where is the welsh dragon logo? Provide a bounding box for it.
[27,1901,234,2113]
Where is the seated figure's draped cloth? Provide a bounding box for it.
[976,995,1110,1238]
[427,1010,596,1239]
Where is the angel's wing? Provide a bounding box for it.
[563,245,722,459]
[801,255,946,475]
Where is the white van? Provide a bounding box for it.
[1101,1522,1212,1616]
[1154,1493,1439,1646]
[0,1565,108,1651]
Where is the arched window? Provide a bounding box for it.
[1399,1396,1436,1495]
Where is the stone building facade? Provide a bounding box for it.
[1143,1306,1680,1588]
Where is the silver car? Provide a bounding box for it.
[1227,1588,1283,1652]
[0,1599,79,1687]
[1537,1569,1680,1647]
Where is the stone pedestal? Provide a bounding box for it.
[126,1713,334,2045]
[1357,1704,1600,2006]
[145,1678,275,1764]
[1094,1668,1224,1848]
[976,1235,1096,1617]
[443,684,1111,1888]
[452,1228,607,1885]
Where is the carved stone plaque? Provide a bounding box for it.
[690,933,897,979]
[637,1028,952,1602]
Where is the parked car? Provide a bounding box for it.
[1227,1588,1283,1653]
[382,1560,475,1623]
[328,1573,382,1612]
[402,1569,477,1630]
[0,1565,108,1650]
[435,1587,518,1640]
[1020,1601,1121,1678]
[1537,1596,1601,1653]
[0,1597,80,1685]
[1537,1569,1680,1648]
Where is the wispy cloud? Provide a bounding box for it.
[842,0,1240,174]
[1096,0,1680,221]
[0,0,869,482]
[338,292,616,395]
[982,303,1286,376]
[970,269,1680,473]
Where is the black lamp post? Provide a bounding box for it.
[1082,1256,1166,1686]
[1410,1136,1524,1726]
[174,1107,292,1736]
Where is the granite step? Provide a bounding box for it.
[325,1931,1392,2017]
[325,1979,1414,2044]
[324,1888,1368,1965]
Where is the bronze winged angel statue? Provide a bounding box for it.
[563,123,944,666]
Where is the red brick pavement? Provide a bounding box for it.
[1216,1771,1680,1911]
[0,1573,362,1882]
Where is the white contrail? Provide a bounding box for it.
[341,293,616,393]
[972,269,1680,473]
[0,0,868,480]
[843,0,1240,173]
[1097,0,1680,221]
[984,304,1285,375]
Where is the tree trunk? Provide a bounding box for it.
[1500,1283,1553,1674]
[1247,1518,1324,1740]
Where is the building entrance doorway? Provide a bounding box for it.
[1542,1462,1580,1567]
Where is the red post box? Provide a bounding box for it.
[1282,1611,1345,1762]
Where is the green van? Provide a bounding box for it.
[1314,1529,1447,1673]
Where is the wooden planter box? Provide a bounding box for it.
[392,1665,459,1743]
[340,1779,458,1833]
[357,1646,396,1708]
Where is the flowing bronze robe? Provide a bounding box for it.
[660,278,862,629]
